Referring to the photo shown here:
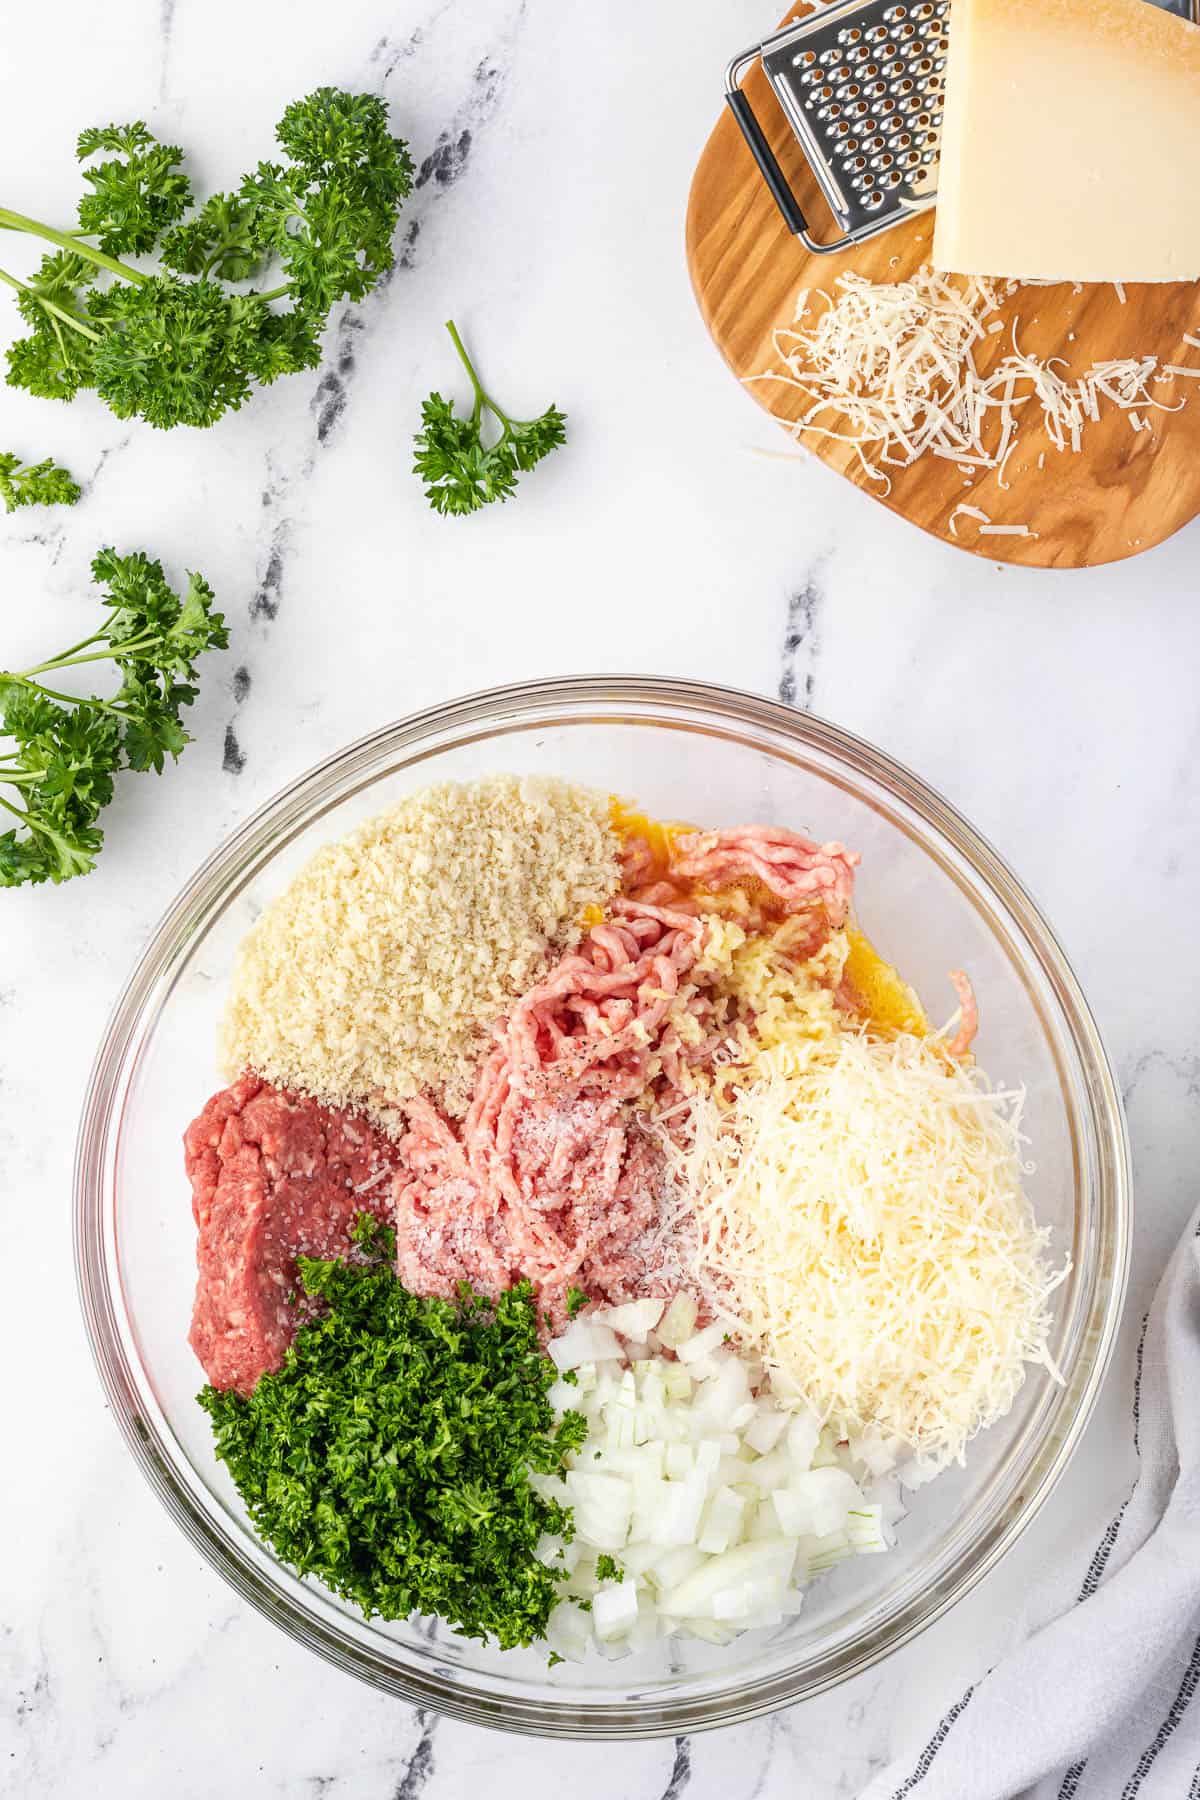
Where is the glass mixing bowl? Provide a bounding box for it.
[74,676,1130,1737]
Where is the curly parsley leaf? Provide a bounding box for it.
[86,278,268,428]
[76,121,192,255]
[413,319,566,516]
[199,1236,587,1650]
[0,90,412,431]
[0,547,226,886]
[159,193,267,283]
[242,91,415,313]
[0,450,80,513]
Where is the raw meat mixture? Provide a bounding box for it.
[186,1075,398,1393]
[630,824,858,936]
[187,824,861,1388]
[395,896,712,1329]
[394,826,858,1327]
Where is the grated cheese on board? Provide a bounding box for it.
[751,268,1195,506]
[221,776,620,1123]
[668,1014,1065,1469]
[949,502,991,538]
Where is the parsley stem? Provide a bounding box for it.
[443,319,538,438]
[0,207,152,287]
[0,263,102,342]
[41,629,108,663]
[445,319,489,415]
[0,791,29,822]
[3,672,122,715]
[21,635,158,678]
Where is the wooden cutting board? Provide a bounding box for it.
[685,29,1200,569]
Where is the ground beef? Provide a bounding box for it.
[186,1074,399,1394]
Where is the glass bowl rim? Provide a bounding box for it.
[73,674,1131,1737]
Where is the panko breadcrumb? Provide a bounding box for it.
[220,775,619,1121]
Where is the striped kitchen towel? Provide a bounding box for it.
[861,1198,1200,1800]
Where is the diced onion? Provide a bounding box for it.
[549,1320,624,1370]
[594,1298,666,1338]
[543,1318,894,1660]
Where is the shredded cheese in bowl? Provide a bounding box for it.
[665,937,1067,1471]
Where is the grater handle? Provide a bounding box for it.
[724,47,850,255]
[724,85,810,240]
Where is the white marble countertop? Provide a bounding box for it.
[2,1,1198,1794]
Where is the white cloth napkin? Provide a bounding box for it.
[861,1200,1200,1800]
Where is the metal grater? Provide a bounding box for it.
[726,0,952,254]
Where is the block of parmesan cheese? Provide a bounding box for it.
[933,0,1200,282]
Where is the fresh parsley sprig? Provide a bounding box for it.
[0,449,80,512]
[200,1220,587,1649]
[413,319,566,515]
[0,89,413,429]
[0,547,227,886]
